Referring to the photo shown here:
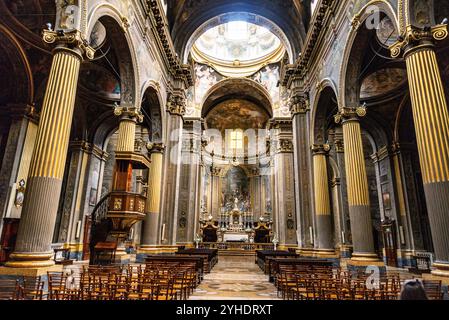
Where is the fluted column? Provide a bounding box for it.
[312,144,334,254]
[335,106,378,261]
[6,30,94,268]
[141,143,165,246]
[112,105,143,192]
[391,24,449,276]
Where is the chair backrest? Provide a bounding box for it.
[0,279,21,300]
[422,280,443,300]
[21,276,44,300]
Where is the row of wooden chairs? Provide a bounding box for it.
[0,276,45,300]
[46,262,200,300]
[275,265,444,300]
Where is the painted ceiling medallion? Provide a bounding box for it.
[192,21,285,77]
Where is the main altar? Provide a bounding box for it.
[217,197,255,242]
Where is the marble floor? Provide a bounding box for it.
[189,255,280,300]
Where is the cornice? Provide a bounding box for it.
[145,0,193,87]
[281,0,338,87]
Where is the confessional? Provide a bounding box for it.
[381,218,398,267]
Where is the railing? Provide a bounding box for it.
[91,193,111,225]
[199,242,274,251]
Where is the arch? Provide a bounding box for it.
[310,84,339,146]
[86,4,140,108]
[393,93,411,142]
[360,114,391,155]
[339,0,400,110]
[182,12,294,64]
[171,1,307,64]
[90,111,119,149]
[201,78,273,118]
[0,24,34,105]
[328,156,341,181]
[221,164,252,179]
[141,83,165,143]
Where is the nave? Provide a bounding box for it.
[189,256,279,300]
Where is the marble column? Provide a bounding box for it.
[6,30,94,268]
[209,167,223,221]
[312,144,334,254]
[271,119,297,246]
[160,94,185,245]
[176,119,201,244]
[54,141,90,259]
[391,142,413,264]
[391,24,449,276]
[333,132,352,257]
[249,171,262,221]
[334,107,378,262]
[141,143,165,247]
[290,93,314,249]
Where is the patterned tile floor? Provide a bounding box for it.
[189,255,280,300]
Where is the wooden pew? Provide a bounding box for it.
[255,250,299,274]
[176,249,218,271]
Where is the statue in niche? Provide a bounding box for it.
[233,197,239,211]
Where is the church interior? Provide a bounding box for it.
[0,0,449,301]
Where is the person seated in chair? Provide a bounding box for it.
[400,279,428,300]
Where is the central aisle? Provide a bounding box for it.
[189,255,280,300]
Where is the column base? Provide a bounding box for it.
[5,252,55,268]
[0,264,63,277]
[314,249,337,258]
[350,252,381,263]
[338,245,353,258]
[431,262,449,278]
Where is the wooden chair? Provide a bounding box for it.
[0,279,21,300]
[21,276,45,300]
[422,280,443,300]
[47,272,67,300]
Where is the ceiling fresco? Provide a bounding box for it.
[360,68,408,99]
[194,21,282,63]
[205,99,269,133]
[79,63,121,99]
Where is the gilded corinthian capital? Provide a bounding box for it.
[114,104,144,123]
[288,91,310,116]
[334,105,367,124]
[166,93,186,116]
[42,28,95,60]
[312,144,331,155]
[390,24,448,58]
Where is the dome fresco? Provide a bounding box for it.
[194,21,282,63]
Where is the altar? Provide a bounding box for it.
[223,232,249,242]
